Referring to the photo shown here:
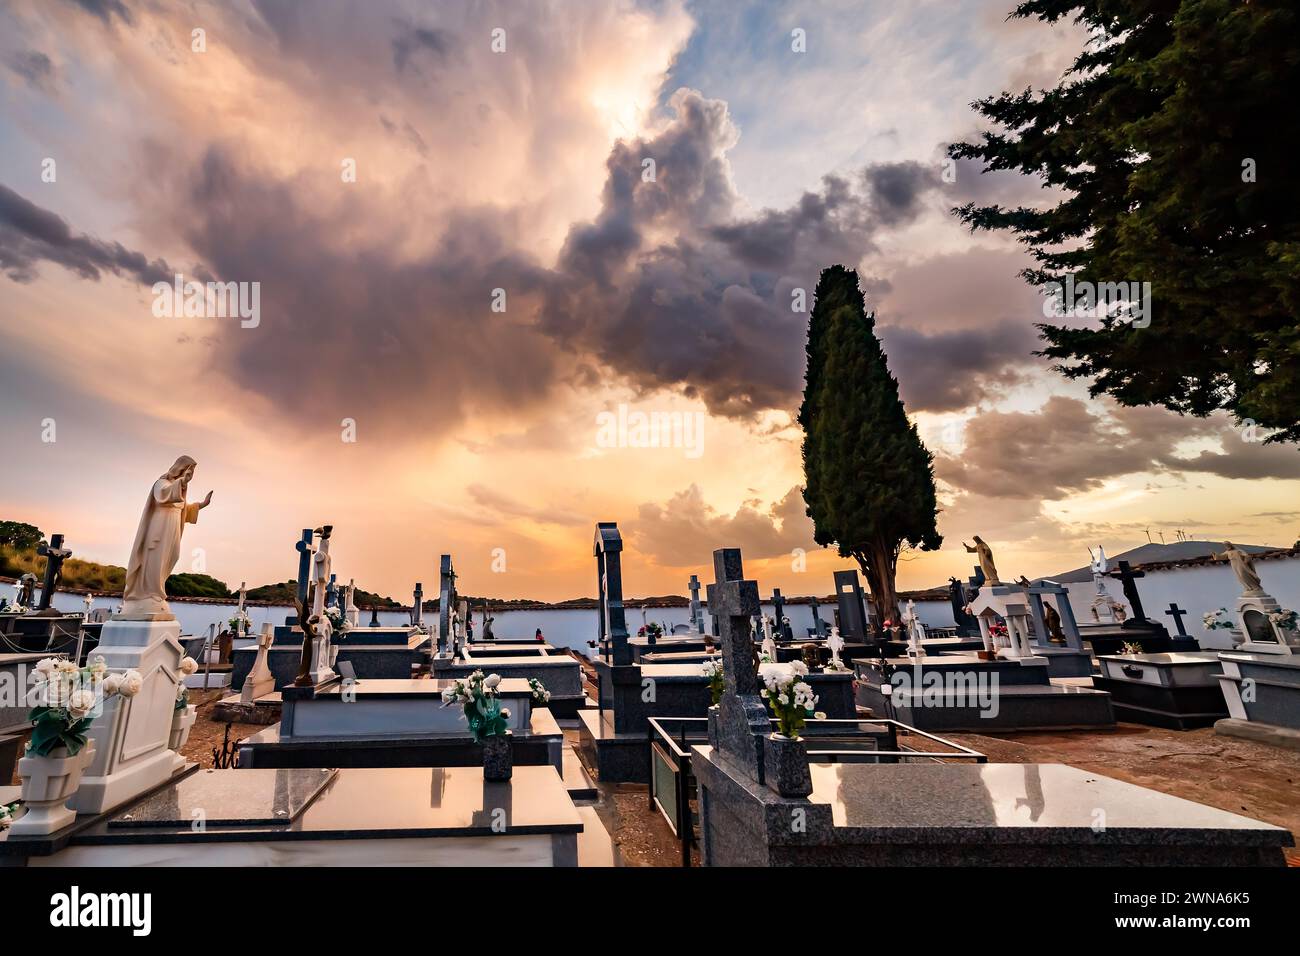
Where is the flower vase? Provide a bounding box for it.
[762,733,812,798]
[482,731,513,781]
[11,741,96,836]
[169,704,197,751]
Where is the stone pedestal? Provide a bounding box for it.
[70,618,185,814]
[1236,593,1298,655]
[240,626,277,704]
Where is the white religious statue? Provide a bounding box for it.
[760,616,778,662]
[344,579,360,630]
[83,593,94,618]
[905,599,926,657]
[307,530,336,683]
[1088,546,1122,624]
[826,625,846,670]
[1218,541,1265,596]
[119,455,213,620]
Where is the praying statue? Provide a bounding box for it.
[119,455,214,620]
[1218,541,1264,596]
[963,535,1000,585]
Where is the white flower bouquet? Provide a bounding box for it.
[1203,608,1234,630]
[758,660,819,739]
[27,655,142,757]
[527,677,551,704]
[1268,609,1297,632]
[701,657,725,704]
[440,669,510,743]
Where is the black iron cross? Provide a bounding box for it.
[1164,603,1189,636]
[294,528,315,608]
[1109,560,1149,622]
[36,533,72,612]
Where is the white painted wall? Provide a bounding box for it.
[1058,557,1299,650]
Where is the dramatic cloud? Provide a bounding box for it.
[630,484,814,567]
[0,184,172,286]
[6,49,55,92]
[937,397,1300,501]
[879,319,1037,413]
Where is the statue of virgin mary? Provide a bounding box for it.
[118,455,213,620]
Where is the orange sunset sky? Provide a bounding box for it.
[2,0,1298,603]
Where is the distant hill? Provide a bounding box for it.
[1042,540,1277,583]
[247,580,400,608]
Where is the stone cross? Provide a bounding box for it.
[705,583,719,637]
[369,606,380,627]
[1164,603,1189,636]
[809,596,826,638]
[412,582,424,628]
[438,555,457,653]
[594,522,631,666]
[325,574,338,609]
[771,588,792,641]
[294,528,316,612]
[706,548,768,781]
[1109,561,1150,623]
[688,574,704,634]
[35,533,72,613]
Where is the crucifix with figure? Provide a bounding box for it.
[34,533,72,615]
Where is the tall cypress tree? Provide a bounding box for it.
[799,265,942,625]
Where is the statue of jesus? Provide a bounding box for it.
[119,455,213,620]
[963,536,1001,585]
[1218,541,1264,595]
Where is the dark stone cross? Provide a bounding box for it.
[688,574,704,634]
[294,528,316,611]
[706,583,720,637]
[594,522,630,665]
[707,548,769,781]
[35,533,72,613]
[809,596,824,637]
[412,582,424,626]
[771,588,792,641]
[438,555,457,653]
[325,574,338,608]
[1164,603,1189,637]
[1109,560,1150,622]
[369,607,380,627]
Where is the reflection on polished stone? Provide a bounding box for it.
[110,768,338,828]
[816,762,1286,837]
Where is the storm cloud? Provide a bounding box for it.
[0,184,172,286]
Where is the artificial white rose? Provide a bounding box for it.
[484,674,501,689]
[89,656,107,674]
[501,707,511,719]
[179,656,199,676]
[102,674,123,696]
[118,670,144,698]
[68,688,97,720]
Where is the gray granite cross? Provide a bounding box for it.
[594,522,631,665]
[36,533,72,612]
[688,574,704,634]
[294,529,315,611]
[1164,603,1189,637]
[707,548,769,781]
[438,555,457,653]
[809,596,825,637]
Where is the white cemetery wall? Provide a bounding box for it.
[22,588,959,658]
[1060,556,1300,650]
